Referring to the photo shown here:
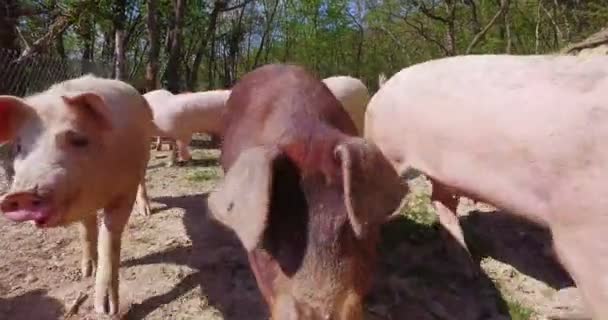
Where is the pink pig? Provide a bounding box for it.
[365,54,608,319]
[0,74,153,315]
[145,90,230,166]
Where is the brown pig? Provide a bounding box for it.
[364,54,608,319]
[0,74,153,315]
[207,64,406,319]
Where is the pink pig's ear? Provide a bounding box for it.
[61,92,113,131]
[0,96,31,143]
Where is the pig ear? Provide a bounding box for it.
[0,96,31,143]
[61,92,112,130]
[335,138,407,239]
[208,145,280,251]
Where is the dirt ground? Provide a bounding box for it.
[0,137,590,320]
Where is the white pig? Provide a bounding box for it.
[365,54,608,319]
[146,90,230,166]
[0,74,153,315]
[323,76,370,135]
[143,89,175,151]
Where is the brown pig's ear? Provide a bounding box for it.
[0,96,32,143]
[208,145,281,251]
[335,138,407,239]
[61,92,113,130]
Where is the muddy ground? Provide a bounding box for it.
[0,137,589,320]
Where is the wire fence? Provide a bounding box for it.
[0,47,113,181]
[0,47,112,96]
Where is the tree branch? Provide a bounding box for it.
[222,0,254,12]
[15,3,88,62]
[561,27,608,54]
[413,0,449,24]
[466,0,510,54]
[403,17,450,55]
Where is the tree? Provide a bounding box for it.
[113,0,128,80]
[146,0,161,91]
[165,0,187,93]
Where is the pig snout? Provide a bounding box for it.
[0,191,54,226]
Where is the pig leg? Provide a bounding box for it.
[136,178,151,216]
[94,197,132,315]
[176,137,192,163]
[430,180,477,278]
[552,224,608,319]
[79,214,98,277]
[167,139,179,167]
[155,136,162,151]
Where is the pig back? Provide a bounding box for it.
[220,64,358,170]
[171,90,230,136]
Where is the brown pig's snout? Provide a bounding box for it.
[0,191,46,213]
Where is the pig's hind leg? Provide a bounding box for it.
[176,137,192,163]
[430,179,478,278]
[94,196,133,315]
[552,221,608,319]
[136,177,152,216]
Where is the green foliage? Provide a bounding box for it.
[187,167,220,182]
[12,0,608,89]
[507,299,534,320]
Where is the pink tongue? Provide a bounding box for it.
[4,208,52,223]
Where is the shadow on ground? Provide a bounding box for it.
[123,192,517,319]
[368,215,512,320]
[123,193,266,320]
[0,289,64,320]
[462,209,574,290]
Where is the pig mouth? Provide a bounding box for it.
[0,190,62,228]
[3,206,58,227]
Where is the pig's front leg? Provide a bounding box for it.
[431,180,477,278]
[95,198,132,315]
[79,214,98,277]
[155,136,163,151]
[176,138,192,163]
[136,178,151,217]
[167,140,178,167]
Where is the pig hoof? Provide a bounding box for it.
[81,260,96,278]
[140,204,152,217]
[95,291,118,315]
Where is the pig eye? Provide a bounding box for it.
[65,131,90,148]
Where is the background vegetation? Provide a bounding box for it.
[3,0,607,92]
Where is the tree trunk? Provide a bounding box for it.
[166,0,187,93]
[79,14,95,73]
[113,0,127,80]
[189,0,224,91]
[55,31,66,59]
[101,29,115,63]
[444,0,457,56]
[252,0,280,68]
[0,0,20,50]
[145,0,160,91]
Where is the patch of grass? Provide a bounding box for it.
[401,191,437,226]
[380,192,440,250]
[506,299,534,320]
[187,167,220,182]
